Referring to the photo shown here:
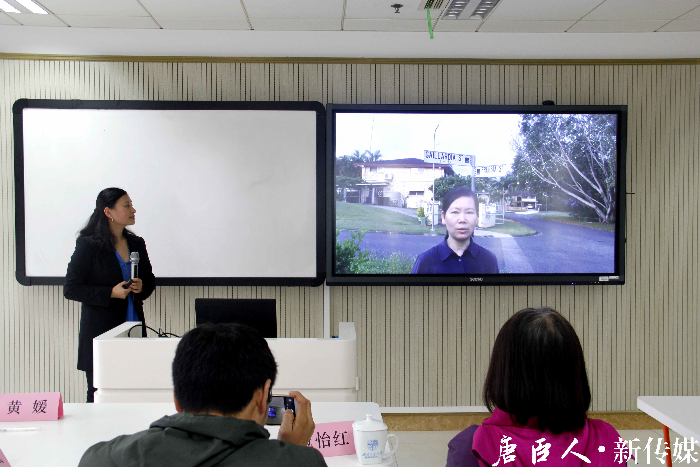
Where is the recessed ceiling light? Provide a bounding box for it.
[0,0,20,13]
[441,0,469,20]
[14,0,48,14]
[468,0,501,20]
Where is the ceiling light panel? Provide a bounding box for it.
[15,0,47,13]
[0,0,20,13]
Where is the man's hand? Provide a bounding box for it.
[277,391,315,447]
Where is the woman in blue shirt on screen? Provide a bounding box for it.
[411,186,498,274]
[64,188,155,402]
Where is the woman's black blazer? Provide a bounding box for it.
[64,234,155,372]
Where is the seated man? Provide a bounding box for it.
[79,323,327,467]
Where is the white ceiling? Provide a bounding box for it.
[1,0,699,58]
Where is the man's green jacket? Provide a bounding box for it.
[78,412,327,467]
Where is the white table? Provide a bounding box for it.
[0,402,396,466]
[637,396,700,467]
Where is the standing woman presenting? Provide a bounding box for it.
[64,188,155,402]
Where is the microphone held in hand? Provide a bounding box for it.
[128,251,146,337]
[122,252,140,289]
[130,252,140,280]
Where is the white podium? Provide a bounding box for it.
[93,322,358,403]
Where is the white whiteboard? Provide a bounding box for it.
[19,105,320,282]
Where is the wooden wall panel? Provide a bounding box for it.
[1,59,698,409]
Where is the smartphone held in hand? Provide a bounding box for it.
[266,395,298,425]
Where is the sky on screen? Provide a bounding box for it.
[335,113,522,176]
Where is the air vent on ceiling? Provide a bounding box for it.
[418,0,448,11]
[468,0,502,20]
[441,0,471,19]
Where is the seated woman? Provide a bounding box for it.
[447,307,628,467]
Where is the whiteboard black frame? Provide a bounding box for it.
[13,99,326,287]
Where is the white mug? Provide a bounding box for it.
[352,414,399,465]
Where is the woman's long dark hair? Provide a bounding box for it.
[79,187,135,251]
[482,307,591,434]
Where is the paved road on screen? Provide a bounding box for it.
[336,213,615,274]
[504,213,615,274]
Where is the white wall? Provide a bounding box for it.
[2,27,700,59]
[1,60,698,407]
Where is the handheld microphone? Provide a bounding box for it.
[130,252,140,280]
[128,251,146,337]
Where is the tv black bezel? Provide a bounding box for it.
[325,103,627,286]
[13,99,326,287]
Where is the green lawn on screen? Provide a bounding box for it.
[482,219,537,236]
[335,201,445,235]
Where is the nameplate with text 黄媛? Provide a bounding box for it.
[0,392,63,422]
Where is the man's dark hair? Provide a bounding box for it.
[483,307,591,434]
[172,323,277,415]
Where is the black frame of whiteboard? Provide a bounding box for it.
[13,99,326,287]
[325,103,627,286]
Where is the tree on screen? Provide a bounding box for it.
[487,179,506,203]
[512,114,617,223]
[335,150,365,201]
[431,174,490,205]
[363,149,382,161]
[336,150,384,201]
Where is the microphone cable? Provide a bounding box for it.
[127,324,180,338]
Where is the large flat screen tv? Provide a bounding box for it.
[326,104,626,286]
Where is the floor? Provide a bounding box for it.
[391,429,693,467]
